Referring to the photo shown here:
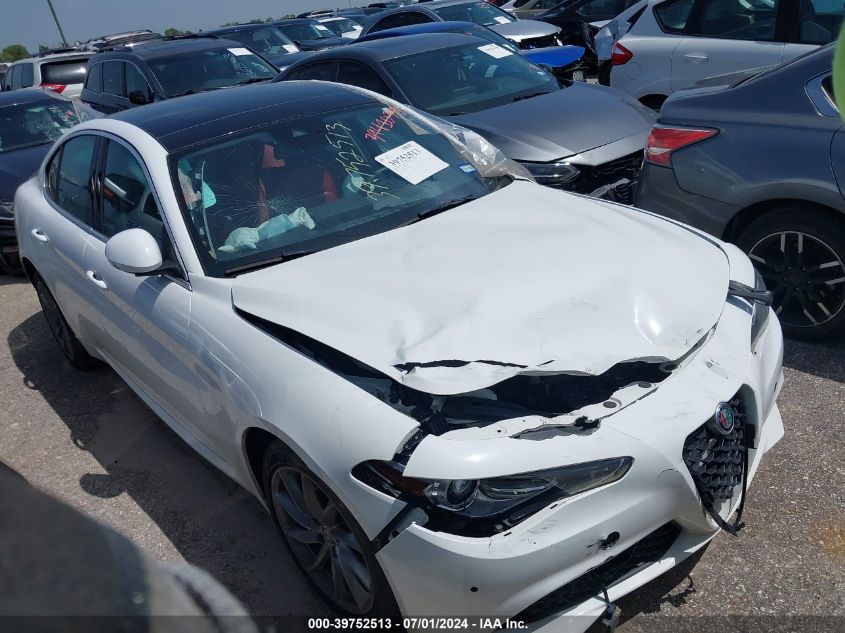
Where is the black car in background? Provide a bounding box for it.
[205,23,314,71]
[79,37,278,114]
[635,45,845,340]
[270,18,350,51]
[0,90,80,273]
[537,0,640,64]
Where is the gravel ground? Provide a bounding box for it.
[0,275,843,631]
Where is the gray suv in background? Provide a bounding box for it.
[1,50,93,98]
[635,44,845,340]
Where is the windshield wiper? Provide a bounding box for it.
[394,195,480,229]
[223,250,315,276]
[512,91,552,102]
[236,77,272,86]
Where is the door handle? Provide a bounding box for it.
[31,228,49,243]
[86,270,108,290]
[683,53,709,63]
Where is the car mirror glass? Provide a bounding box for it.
[105,228,163,274]
[128,90,150,105]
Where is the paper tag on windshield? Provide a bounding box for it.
[478,43,512,59]
[375,141,448,185]
[283,44,299,53]
[494,16,511,24]
[316,24,331,31]
[228,47,252,56]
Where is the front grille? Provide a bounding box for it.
[568,152,643,204]
[682,395,748,501]
[515,522,681,623]
[518,34,562,50]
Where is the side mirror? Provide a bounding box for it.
[105,229,162,274]
[128,90,150,105]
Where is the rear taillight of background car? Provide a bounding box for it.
[39,83,66,93]
[611,42,633,66]
[644,125,718,167]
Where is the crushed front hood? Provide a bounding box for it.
[232,181,729,395]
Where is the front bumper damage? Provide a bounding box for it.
[369,293,784,632]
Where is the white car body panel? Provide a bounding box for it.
[14,98,785,631]
[609,1,817,100]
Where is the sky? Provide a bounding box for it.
[1,0,354,52]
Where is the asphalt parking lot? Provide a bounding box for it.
[1,273,843,631]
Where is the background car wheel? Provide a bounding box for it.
[736,207,845,340]
[35,279,100,370]
[262,441,400,618]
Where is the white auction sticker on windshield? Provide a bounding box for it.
[375,141,448,185]
[283,44,298,52]
[228,47,252,56]
[316,24,331,31]
[494,16,511,24]
[478,43,512,59]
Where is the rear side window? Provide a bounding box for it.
[85,63,103,92]
[692,0,778,41]
[54,135,98,226]
[41,59,88,85]
[370,12,434,32]
[103,61,124,96]
[655,0,694,33]
[798,0,844,44]
[337,62,393,96]
[287,61,338,81]
[20,63,34,88]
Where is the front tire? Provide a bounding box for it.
[736,207,845,340]
[35,279,100,369]
[262,442,400,618]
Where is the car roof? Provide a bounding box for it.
[14,51,93,65]
[206,23,281,34]
[415,0,485,7]
[359,20,480,40]
[302,32,481,63]
[273,18,321,25]
[0,88,64,108]
[108,81,376,152]
[90,37,237,61]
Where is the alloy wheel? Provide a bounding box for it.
[749,231,845,329]
[270,467,374,614]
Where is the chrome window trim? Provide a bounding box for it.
[806,72,838,118]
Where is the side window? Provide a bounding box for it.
[287,61,338,81]
[370,12,433,32]
[337,62,393,97]
[20,63,34,88]
[10,65,23,90]
[100,141,176,268]
[125,63,152,101]
[654,0,695,33]
[102,60,124,96]
[55,135,98,226]
[691,0,778,41]
[798,0,843,45]
[85,63,103,92]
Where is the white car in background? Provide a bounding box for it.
[608,0,844,109]
[317,16,364,39]
[2,50,93,99]
[15,81,784,631]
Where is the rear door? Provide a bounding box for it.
[670,0,785,92]
[26,134,105,347]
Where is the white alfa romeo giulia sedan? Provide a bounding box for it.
[15,81,784,631]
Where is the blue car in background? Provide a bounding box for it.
[356,21,587,81]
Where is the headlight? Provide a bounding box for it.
[518,160,580,187]
[0,200,14,221]
[423,458,633,516]
[354,457,633,534]
[750,269,770,349]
